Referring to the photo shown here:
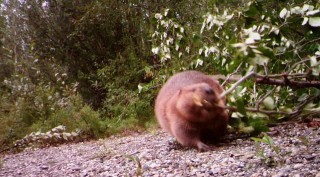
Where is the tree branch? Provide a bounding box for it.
[217,70,319,119]
[222,106,290,115]
[221,62,243,87]
[217,71,320,97]
[255,88,275,110]
[219,71,256,99]
[255,76,320,89]
[290,94,320,118]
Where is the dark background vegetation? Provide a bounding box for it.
[0,0,319,152]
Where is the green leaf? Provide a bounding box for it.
[248,118,269,133]
[251,137,263,142]
[240,125,255,134]
[263,97,275,110]
[298,93,309,102]
[252,54,269,66]
[262,134,274,145]
[279,8,288,19]
[236,98,247,116]
[302,17,309,25]
[273,146,280,154]
[298,136,310,146]
[309,17,320,27]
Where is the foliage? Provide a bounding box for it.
[150,1,320,133]
[125,155,143,176]
[0,87,104,152]
[0,0,157,151]
[251,133,291,166]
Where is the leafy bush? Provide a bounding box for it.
[0,74,105,152]
[150,1,320,133]
[1,0,320,152]
[100,86,155,133]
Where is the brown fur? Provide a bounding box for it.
[155,71,229,151]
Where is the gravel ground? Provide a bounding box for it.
[0,122,319,177]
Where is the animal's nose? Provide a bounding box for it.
[205,87,214,94]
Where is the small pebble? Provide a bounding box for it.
[0,123,318,176]
[293,163,304,169]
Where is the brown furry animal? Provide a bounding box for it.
[155,70,229,151]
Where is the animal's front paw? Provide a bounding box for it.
[196,141,214,152]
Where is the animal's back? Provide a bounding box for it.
[155,71,225,133]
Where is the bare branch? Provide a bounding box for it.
[222,106,290,115]
[221,62,243,87]
[255,77,320,89]
[245,107,290,115]
[296,37,320,51]
[289,58,311,72]
[219,71,256,99]
[255,88,275,110]
[290,94,320,118]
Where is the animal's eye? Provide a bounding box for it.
[192,88,196,92]
[205,87,214,94]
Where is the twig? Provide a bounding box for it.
[289,58,310,72]
[219,71,256,99]
[296,53,311,70]
[255,88,275,110]
[263,63,268,76]
[276,37,320,56]
[254,73,308,79]
[295,37,320,52]
[219,70,319,99]
[289,94,320,118]
[245,107,290,115]
[221,62,243,87]
[222,106,290,115]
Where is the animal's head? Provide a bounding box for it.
[175,83,222,122]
